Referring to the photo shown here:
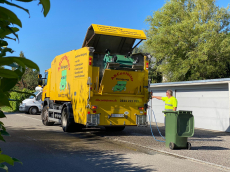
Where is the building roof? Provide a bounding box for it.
[150,78,230,87]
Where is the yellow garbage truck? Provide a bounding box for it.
[40,24,150,132]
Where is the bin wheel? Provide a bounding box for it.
[169,142,175,150]
[187,142,191,150]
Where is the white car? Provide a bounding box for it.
[19,87,43,115]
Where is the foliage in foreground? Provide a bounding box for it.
[0,0,50,171]
[1,88,33,112]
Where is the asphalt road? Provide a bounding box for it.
[0,112,229,172]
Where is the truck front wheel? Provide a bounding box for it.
[61,107,81,132]
[41,105,55,126]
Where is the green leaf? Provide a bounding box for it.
[13,67,25,79]
[0,40,8,47]
[0,110,6,118]
[0,164,8,171]
[0,57,25,68]
[6,63,19,68]
[0,57,36,71]
[3,36,17,41]
[0,48,14,57]
[15,58,39,71]
[0,154,15,166]
[6,26,19,41]
[0,121,6,131]
[0,68,18,78]
[2,0,30,15]
[12,158,22,165]
[0,78,18,92]
[0,135,6,142]
[0,7,22,27]
[0,125,6,131]
[0,89,11,107]
[0,130,9,136]
[0,121,4,126]
[39,0,50,17]
[0,27,19,38]
[10,58,25,69]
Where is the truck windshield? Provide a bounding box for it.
[29,91,40,99]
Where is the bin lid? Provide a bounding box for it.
[82,24,146,54]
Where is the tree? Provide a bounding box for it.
[17,51,39,90]
[145,0,230,82]
[0,0,50,171]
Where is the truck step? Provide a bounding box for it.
[49,109,61,113]
[48,117,61,123]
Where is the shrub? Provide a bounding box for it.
[9,89,34,112]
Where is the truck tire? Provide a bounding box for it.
[61,107,82,132]
[41,105,55,126]
[105,126,125,132]
[29,107,38,115]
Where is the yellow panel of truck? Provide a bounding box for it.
[71,48,91,124]
[99,69,144,94]
[49,51,73,101]
[92,67,100,92]
[90,96,144,126]
[92,24,146,40]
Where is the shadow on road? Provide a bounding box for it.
[1,126,156,172]
[191,146,229,150]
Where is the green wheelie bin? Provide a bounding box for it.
[163,110,194,150]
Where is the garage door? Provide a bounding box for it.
[176,87,229,131]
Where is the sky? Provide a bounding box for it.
[2,0,230,74]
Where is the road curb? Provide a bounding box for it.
[104,136,230,171]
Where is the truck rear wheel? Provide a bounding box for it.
[61,107,82,132]
[105,126,125,132]
[41,105,55,126]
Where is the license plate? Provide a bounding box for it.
[111,114,124,117]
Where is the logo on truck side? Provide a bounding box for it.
[58,55,70,71]
[112,81,127,92]
[58,55,70,91]
[111,72,133,81]
[60,70,67,91]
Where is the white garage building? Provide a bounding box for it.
[149,78,230,132]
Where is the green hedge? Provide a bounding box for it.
[9,88,34,112]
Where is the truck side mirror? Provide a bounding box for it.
[38,74,42,78]
[38,78,43,86]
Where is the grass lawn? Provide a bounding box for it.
[1,106,13,112]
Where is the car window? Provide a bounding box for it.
[29,91,40,99]
[36,93,42,101]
